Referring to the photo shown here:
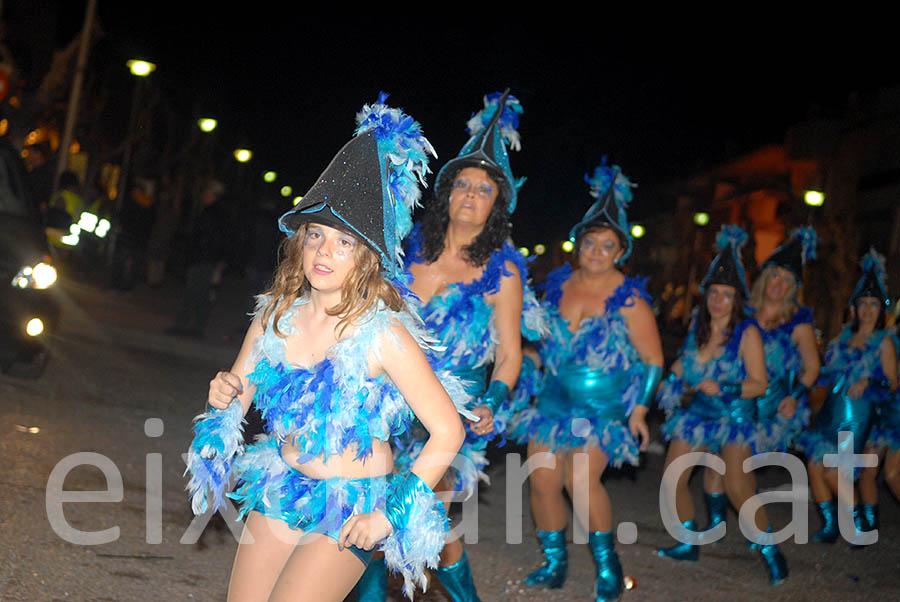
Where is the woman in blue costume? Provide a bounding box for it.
[511,162,664,602]
[860,323,900,534]
[797,247,898,544]
[656,226,788,586]
[700,228,821,530]
[187,97,467,602]
[362,90,546,602]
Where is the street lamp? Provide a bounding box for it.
[534,244,546,256]
[197,118,217,133]
[280,185,293,197]
[263,171,277,183]
[804,190,825,207]
[107,58,157,271]
[293,196,303,206]
[630,224,646,238]
[126,59,156,77]
[693,212,710,226]
[234,148,252,163]
[561,240,575,253]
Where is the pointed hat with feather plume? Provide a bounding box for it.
[435,89,525,213]
[279,92,435,280]
[568,157,636,261]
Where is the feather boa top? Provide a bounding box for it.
[403,224,547,375]
[822,326,890,389]
[679,315,754,387]
[537,264,650,414]
[758,306,813,381]
[248,294,446,463]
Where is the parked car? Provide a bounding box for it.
[0,141,60,377]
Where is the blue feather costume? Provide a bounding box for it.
[868,333,900,452]
[753,306,814,452]
[658,315,759,454]
[186,295,474,596]
[796,326,893,475]
[392,225,547,496]
[510,264,652,466]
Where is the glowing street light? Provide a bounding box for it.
[534,244,546,256]
[234,148,253,163]
[804,190,825,207]
[693,212,710,226]
[630,224,645,238]
[263,171,277,183]
[562,240,575,253]
[126,59,156,77]
[293,196,303,206]
[518,247,530,257]
[280,185,293,197]
[197,118,217,132]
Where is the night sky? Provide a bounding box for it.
[26,4,900,247]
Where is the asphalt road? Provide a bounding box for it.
[1,272,899,601]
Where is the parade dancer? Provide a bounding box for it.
[355,90,546,602]
[511,161,664,602]
[797,248,898,544]
[860,324,900,534]
[656,226,788,586]
[701,228,821,529]
[186,96,468,602]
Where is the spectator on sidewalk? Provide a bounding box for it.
[167,179,228,337]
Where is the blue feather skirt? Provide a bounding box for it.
[660,410,758,455]
[867,401,900,452]
[755,401,811,453]
[510,373,640,467]
[229,435,448,598]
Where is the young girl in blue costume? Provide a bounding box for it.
[511,162,664,602]
[700,228,821,531]
[797,247,898,545]
[656,226,788,586]
[355,90,546,602]
[188,96,468,602]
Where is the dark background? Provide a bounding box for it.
[5,3,897,247]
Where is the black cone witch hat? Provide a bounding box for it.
[568,159,636,260]
[701,225,751,299]
[762,227,818,284]
[851,247,889,306]
[435,89,525,213]
[279,93,435,280]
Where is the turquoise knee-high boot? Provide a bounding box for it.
[811,500,838,543]
[524,529,567,589]
[435,549,481,602]
[704,492,727,530]
[589,530,624,602]
[353,556,387,602]
[656,520,699,561]
[751,541,788,586]
[862,503,879,531]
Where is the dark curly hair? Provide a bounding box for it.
[695,286,747,348]
[418,167,511,267]
[850,298,887,333]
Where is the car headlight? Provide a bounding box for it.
[12,262,58,289]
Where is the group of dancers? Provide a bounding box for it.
[185,90,900,601]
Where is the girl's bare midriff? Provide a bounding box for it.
[280,439,395,480]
